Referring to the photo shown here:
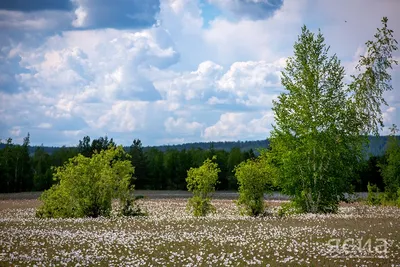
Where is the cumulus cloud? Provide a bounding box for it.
[203,111,274,141]
[203,0,305,65]
[15,27,178,98]
[153,60,223,101]
[217,59,284,106]
[96,101,148,132]
[0,26,182,144]
[165,117,204,135]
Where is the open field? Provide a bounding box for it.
[0,193,399,266]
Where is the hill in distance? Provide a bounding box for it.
[1,136,397,157]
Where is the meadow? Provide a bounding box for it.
[0,193,399,266]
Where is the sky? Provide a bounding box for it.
[0,0,399,147]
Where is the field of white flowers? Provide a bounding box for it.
[0,197,399,266]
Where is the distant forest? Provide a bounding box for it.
[0,135,395,156]
[0,134,397,194]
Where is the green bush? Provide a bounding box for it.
[378,125,400,202]
[277,201,302,217]
[186,156,220,217]
[120,195,147,217]
[366,184,400,207]
[366,183,383,206]
[36,146,135,218]
[397,188,400,207]
[187,195,216,217]
[234,154,276,216]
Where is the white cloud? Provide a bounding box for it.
[37,123,52,129]
[71,5,87,28]
[153,60,223,101]
[164,117,204,135]
[9,126,21,137]
[207,96,228,105]
[96,101,149,132]
[62,130,84,137]
[203,111,274,141]
[217,59,284,106]
[203,0,305,65]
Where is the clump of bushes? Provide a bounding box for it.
[366,183,383,206]
[120,195,147,217]
[234,153,275,216]
[186,156,220,217]
[277,202,302,217]
[36,146,143,218]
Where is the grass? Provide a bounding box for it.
[0,193,399,266]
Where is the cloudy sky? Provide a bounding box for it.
[0,0,399,146]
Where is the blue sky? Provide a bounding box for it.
[0,0,399,146]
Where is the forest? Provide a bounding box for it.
[0,133,395,194]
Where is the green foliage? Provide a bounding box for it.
[32,147,53,191]
[270,17,398,214]
[378,125,400,201]
[186,195,216,217]
[1,132,395,194]
[366,183,400,207]
[277,202,302,217]
[354,155,385,192]
[120,195,147,217]
[234,153,276,216]
[366,183,382,206]
[36,146,134,218]
[49,146,79,168]
[186,156,220,217]
[0,134,32,193]
[397,188,400,207]
[349,17,399,136]
[227,147,244,190]
[129,139,149,189]
[270,25,356,213]
[78,135,116,158]
[145,148,166,190]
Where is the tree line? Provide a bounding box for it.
[0,133,392,194]
[0,136,393,157]
[0,135,258,193]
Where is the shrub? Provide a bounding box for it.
[378,125,400,202]
[120,195,147,217]
[277,202,302,217]
[186,156,220,217]
[397,188,400,207]
[36,146,135,218]
[366,183,383,206]
[234,154,276,216]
